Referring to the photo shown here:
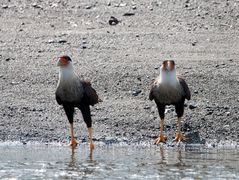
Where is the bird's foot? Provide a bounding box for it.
[173,132,185,143]
[154,134,167,144]
[69,138,78,147]
[90,143,95,151]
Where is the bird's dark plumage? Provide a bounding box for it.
[149,60,191,144]
[55,55,101,148]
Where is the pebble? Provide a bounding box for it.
[58,40,67,44]
[192,41,197,46]
[109,16,119,25]
[194,90,198,94]
[132,90,142,96]
[2,5,8,9]
[85,5,93,9]
[32,3,42,9]
[143,106,150,110]
[189,102,197,109]
[119,3,127,7]
[225,112,230,116]
[123,12,135,16]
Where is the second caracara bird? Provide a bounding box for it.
[55,56,101,150]
[149,60,191,144]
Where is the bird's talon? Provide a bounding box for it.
[154,134,167,144]
[173,132,185,143]
[90,143,95,151]
[69,139,78,147]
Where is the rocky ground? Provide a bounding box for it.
[0,0,238,146]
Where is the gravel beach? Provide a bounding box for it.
[0,0,238,145]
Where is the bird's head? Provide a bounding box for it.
[57,55,72,67]
[161,60,175,72]
[159,60,177,84]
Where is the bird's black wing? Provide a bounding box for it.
[149,80,157,101]
[178,77,191,100]
[55,93,63,105]
[81,80,101,106]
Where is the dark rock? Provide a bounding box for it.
[85,5,93,9]
[154,66,159,70]
[225,112,230,116]
[109,16,119,25]
[2,5,8,9]
[32,3,42,9]
[192,42,197,46]
[143,106,150,110]
[132,6,137,10]
[5,58,10,61]
[123,12,135,16]
[194,90,198,94]
[58,40,67,44]
[189,102,197,109]
[132,90,142,96]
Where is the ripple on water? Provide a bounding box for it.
[0,142,238,179]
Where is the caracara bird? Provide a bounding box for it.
[55,55,101,150]
[149,60,191,144]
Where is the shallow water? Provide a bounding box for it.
[0,143,238,179]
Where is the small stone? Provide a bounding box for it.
[132,6,137,10]
[192,42,197,46]
[109,16,119,25]
[32,3,42,9]
[48,39,55,43]
[123,12,135,16]
[194,90,198,94]
[225,112,230,116]
[2,5,8,9]
[82,45,87,49]
[5,58,10,61]
[132,90,142,96]
[189,103,197,109]
[85,5,93,9]
[58,39,67,44]
[154,66,159,70]
[119,3,127,7]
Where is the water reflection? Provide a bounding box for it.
[0,144,238,179]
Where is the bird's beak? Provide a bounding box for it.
[57,58,67,67]
[166,63,170,71]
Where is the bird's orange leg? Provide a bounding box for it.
[154,118,167,144]
[88,127,94,152]
[173,117,185,143]
[69,123,78,147]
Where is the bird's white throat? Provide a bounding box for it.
[158,66,178,86]
[59,63,77,81]
[57,62,83,102]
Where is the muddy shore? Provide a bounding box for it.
[0,0,238,145]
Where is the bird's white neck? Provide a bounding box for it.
[159,67,178,85]
[59,63,77,81]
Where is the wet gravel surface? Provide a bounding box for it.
[0,0,238,145]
